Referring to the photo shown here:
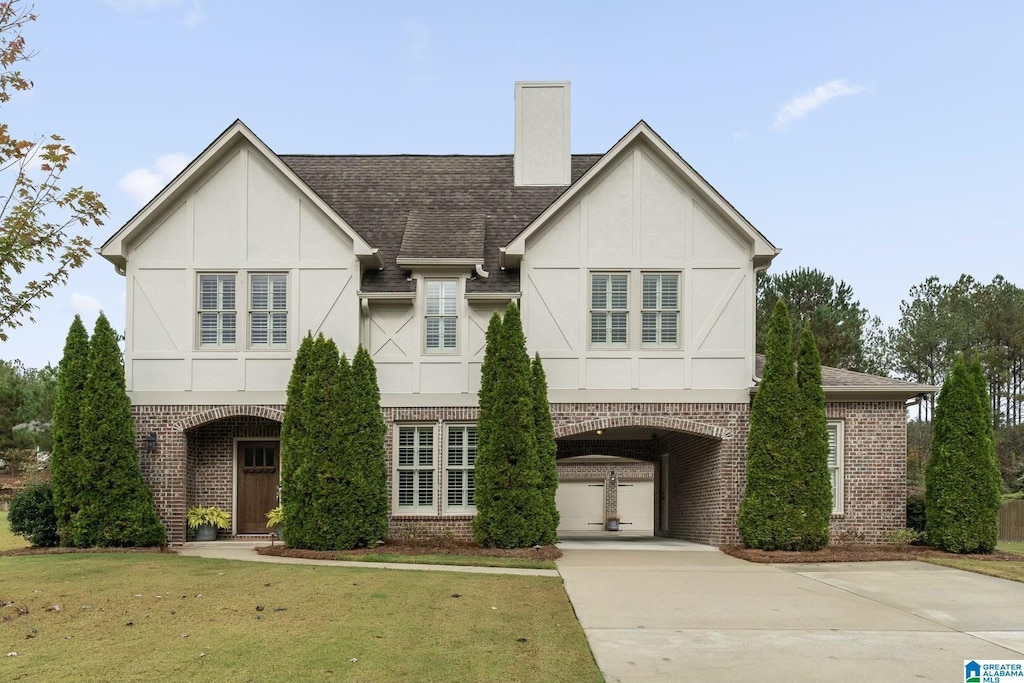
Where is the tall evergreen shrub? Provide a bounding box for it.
[737,299,800,549]
[792,324,833,550]
[926,357,1001,552]
[472,303,550,548]
[67,313,165,547]
[531,354,559,541]
[346,346,389,546]
[50,315,89,542]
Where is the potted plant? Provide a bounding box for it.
[186,506,231,541]
[266,505,284,540]
[605,515,620,532]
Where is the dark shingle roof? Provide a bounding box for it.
[399,209,485,262]
[280,155,602,293]
[754,354,935,392]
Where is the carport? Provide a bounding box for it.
[553,416,731,545]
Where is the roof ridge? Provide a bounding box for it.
[278,153,605,159]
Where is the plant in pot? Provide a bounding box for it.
[266,505,284,540]
[605,515,620,532]
[186,506,231,541]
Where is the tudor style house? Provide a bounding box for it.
[100,82,929,546]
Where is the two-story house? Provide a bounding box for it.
[100,82,929,546]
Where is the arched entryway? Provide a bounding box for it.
[553,418,728,545]
[179,407,283,539]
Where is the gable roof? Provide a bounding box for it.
[501,121,780,268]
[99,120,379,273]
[754,354,938,397]
[279,154,601,292]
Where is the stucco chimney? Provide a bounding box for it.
[514,81,571,186]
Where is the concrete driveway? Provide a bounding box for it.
[557,548,1024,683]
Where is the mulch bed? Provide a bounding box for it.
[257,541,562,562]
[720,544,1022,564]
[0,546,172,557]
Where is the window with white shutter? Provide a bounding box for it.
[197,274,237,347]
[591,273,628,346]
[250,273,288,348]
[425,279,458,352]
[827,421,844,515]
[397,426,435,512]
[446,425,477,511]
[641,273,679,346]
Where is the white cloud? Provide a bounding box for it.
[118,152,189,204]
[69,292,102,318]
[774,79,866,130]
[106,0,205,28]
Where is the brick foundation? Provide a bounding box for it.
[132,400,906,546]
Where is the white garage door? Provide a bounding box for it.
[556,481,605,532]
[617,481,654,533]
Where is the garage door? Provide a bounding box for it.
[617,481,654,533]
[556,481,605,532]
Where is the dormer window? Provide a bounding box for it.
[425,279,458,352]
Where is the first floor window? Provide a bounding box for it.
[397,426,434,511]
[250,273,288,347]
[591,273,628,345]
[446,425,477,510]
[198,273,236,347]
[425,279,458,351]
[641,273,679,346]
[827,421,844,515]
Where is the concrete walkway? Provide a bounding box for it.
[557,548,1024,683]
[176,542,559,577]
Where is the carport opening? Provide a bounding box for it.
[555,424,722,545]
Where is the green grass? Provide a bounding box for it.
[998,541,1024,556]
[0,511,31,551]
[337,553,556,570]
[0,553,600,683]
[925,557,1024,584]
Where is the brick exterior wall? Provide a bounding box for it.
[132,400,906,546]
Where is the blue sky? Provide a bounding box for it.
[3,0,1022,368]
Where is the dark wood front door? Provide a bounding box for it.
[237,441,280,534]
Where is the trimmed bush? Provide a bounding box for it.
[906,489,926,532]
[67,313,165,547]
[738,299,800,550]
[51,315,89,542]
[925,356,1001,553]
[8,482,58,547]
[473,303,553,548]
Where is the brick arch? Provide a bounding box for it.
[175,405,284,432]
[553,416,730,441]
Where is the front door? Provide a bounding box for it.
[236,441,280,534]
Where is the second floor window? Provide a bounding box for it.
[198,274,236,347]
[642,273,679,346]
[591,273,628,346]
[250,273,287,347]
[425,279,458,352]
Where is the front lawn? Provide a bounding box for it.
[0,510,30,551]
[340,553,555,569]
[998,541,1024,556]
[0,554,600,682]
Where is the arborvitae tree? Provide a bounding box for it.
[280,332,315,491]
[346,346,389,546]
[792,324,833,550]
[50,315,89,542]
[472,303,549,548]
[283,335,336,548]
[67,313,165,547]
[737,299,800,550]
[472,313,503,544]
[531,354,559,542]
[926,357,1001,552]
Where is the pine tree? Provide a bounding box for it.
[67,313,165,547]
[347,346,389,546]
[472,303,548,548]
[279,332,315,543]
[793,323,833,550]
[50,315,89,543]
[531,354,559,543]
[472,313,504,544]
[737,298,799,549]
[926,357,1001,552]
